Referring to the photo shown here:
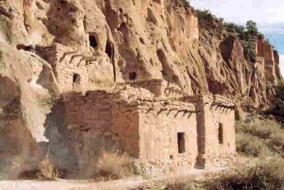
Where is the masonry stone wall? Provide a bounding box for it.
[112,105,140,157]
[138,101,198,173]
[183,95,236,167]
[46,86,236,173]
[36,44,114,93]
[119,79,188,98]
[61,91,119,166]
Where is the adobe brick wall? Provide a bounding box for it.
[36,44,114,93]
[138,101,198,174]
[118,79,188,98]
[46,86,236,172]
[183,95,236,168]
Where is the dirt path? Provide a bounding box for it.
[0,167,227,190]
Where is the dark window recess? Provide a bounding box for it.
[16,44,34,52]
[89,35,97,48]
[73,73,80,83]
[178,133,185,153]
[105,41,113,59]
[218,123,224,144]
[129,72,137,81]
[60,0,66,5]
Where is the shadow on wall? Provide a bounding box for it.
[43,101,79,172]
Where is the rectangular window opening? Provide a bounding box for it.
[73,73,80,83]
[178,132,185,153]
[218,123,224,144]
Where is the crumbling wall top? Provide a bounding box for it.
[181,94,235,108]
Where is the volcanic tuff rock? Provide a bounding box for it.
[0,0,282,177]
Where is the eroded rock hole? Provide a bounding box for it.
[118,22,127,33]
[105,40,113,59]
[129,72,137,81]
[140,37,145,45]
[16,44,34,52]
[89,35,97,49]
[157,49,171,81]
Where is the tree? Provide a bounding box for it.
[246,20,258,35]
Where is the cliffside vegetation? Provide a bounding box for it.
[196,9,271,63]
[265,82,284,124]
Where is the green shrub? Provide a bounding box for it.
[236,119,281,139]
[224,22,245,37]
[196,9,216,29]
[245,20,258,35]
[0,51,4,69]
[266,82,284,124]
[166,179,194,190]
[207,156,284,190]
[270,133,284,148]
[236,133,271,157]
[179,0,190,7]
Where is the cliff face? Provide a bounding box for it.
[1,0,281,104]
[0,0,282,176]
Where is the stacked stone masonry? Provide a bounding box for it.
[36,43,115,93]
[54,82,236,174]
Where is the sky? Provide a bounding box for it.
[190,0,284,76]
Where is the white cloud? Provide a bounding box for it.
[190,0,284,25]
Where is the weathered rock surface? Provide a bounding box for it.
[1,0,280,105]
[0,0,282,178]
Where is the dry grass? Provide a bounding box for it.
[236,133,271,157]
[165,179,194,190]
[37,159,63,180]
[92,151,136,181]
[206,155,284,190]
[236,119,281,139]
[235,118,284,157]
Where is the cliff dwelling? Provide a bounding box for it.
[44,80,236,173]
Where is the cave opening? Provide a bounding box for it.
[129,72,137,81]
[89,35,98,49]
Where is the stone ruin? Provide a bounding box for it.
[30,44,236,175]
[0,41,236,177]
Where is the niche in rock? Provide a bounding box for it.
[129,72,137,81]
[157,49,172,81]
[105,40,114,59]
[89,35,98,49]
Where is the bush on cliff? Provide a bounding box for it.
[179,0,190,7]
